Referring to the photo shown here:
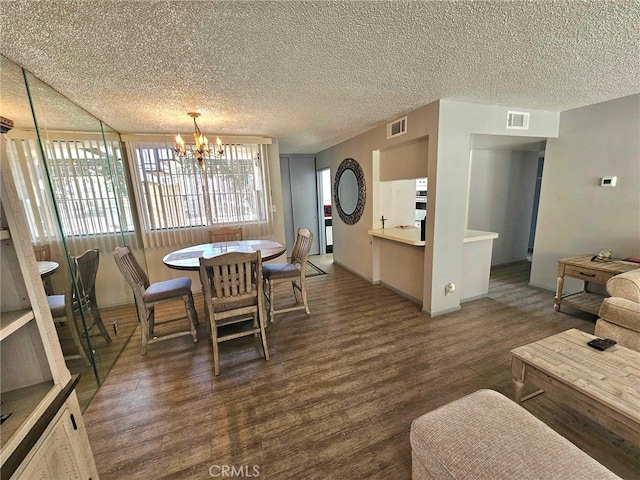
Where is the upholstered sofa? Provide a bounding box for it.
[410,389,619,479]
[595,268,640,351]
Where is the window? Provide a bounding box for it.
[46,139,135,236]
[128,141,272,247]
[6,134,137,252]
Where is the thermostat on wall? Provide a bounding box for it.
[601,176,617,187]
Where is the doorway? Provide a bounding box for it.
[528,155,544,259]
[317,168,333,254]
[467,135,547,268]
[279,155,320,257]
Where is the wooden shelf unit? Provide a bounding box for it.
[1,136,98,479]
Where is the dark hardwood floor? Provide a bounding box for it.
[83,259,640,479]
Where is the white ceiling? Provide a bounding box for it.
[1,1,639,154]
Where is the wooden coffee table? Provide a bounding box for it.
[510,329,640,446]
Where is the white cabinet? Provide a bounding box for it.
[1,137,98,479]
[12,406,83,480]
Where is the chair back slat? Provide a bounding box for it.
[74,248,99,295]
[291,228,313,267]
[32,244,51,261]
[208,227,243,243]
[199,251,262,311]
[113,245,150,292]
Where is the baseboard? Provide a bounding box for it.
[333,260,374,284]
[379,281,422,306]
[426,305,462,317]
[461,293,488,303]
[528,281,555,292]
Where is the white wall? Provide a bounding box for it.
[379,179,416,228]
[468,149,539,265]
[530,94,640,290]
[431,101,559,315]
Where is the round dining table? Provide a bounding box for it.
[162,239,286,271]
[37,260,59,277]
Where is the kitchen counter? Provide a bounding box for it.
[461,229,499,302]
[464,229,499,243]
[367,227,425,246]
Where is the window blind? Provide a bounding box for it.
[5,134,138,253]
[126,141,275,248]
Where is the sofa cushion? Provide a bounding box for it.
[410,389,620,480]
[595,318,640,352]
[598,297,640,332]
[606,269,640,302]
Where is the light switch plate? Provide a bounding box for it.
[601,176,617,187]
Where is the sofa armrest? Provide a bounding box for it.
[607,269,640,302]
[598,297,640,332]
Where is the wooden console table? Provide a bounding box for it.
[554,254,639,315]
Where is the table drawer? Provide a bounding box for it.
[564,266,607,284]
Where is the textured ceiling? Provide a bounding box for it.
[1,1,639,154]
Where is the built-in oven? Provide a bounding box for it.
[415,178,427,227]
[415,190,427,210]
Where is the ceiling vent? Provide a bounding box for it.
[387,116,407,139]
[506,111,530,130]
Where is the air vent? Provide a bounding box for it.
[506,111,530,130]
[387,116,407,139]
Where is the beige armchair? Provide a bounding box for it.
[595,268,640,351]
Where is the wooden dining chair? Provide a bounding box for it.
[113,245,198,354]
[208,226,243,243]
[262,228,313,324]
[74,248,111,343]
[33,243,54,295]
[199,251,269,376]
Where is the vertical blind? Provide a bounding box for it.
[5,133,138,253]
[126,140,275,248]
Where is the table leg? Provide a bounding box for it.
[554,275,564,311]
[511,357,526,402]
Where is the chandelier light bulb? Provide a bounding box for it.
[174,112,222,163]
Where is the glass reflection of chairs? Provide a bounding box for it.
[48,269,90,366]
[74,249,111,345]
[199,251,269,376]
[33,243,54,295]
[263,228,313,324]
[208,226,243,243]
[48,248,111,365]
[113,245,198,354]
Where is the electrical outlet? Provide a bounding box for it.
[270,205,277,213]
[444,283,455,296]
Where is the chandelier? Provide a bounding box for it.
[175,112,223,166]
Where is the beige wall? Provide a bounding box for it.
[530,94,640,291]
[317,99,561,316]
[316,102,439,287]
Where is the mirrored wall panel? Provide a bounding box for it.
[1,54,143,410]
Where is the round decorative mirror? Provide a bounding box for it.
[333,158,366,225]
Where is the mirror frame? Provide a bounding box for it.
[333,157,366,225]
